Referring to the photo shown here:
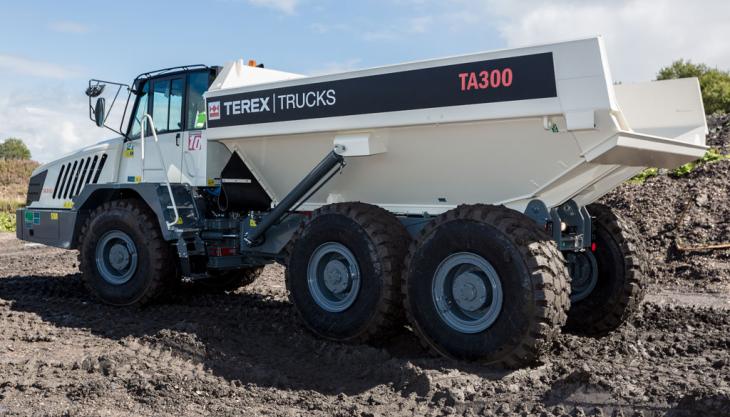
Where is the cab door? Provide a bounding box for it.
[145,76,185,183]
[180,71,214,186]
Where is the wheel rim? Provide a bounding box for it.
[432,252,503,334]
[567,251,598,302]
[95,230,138,285]
[307,242,361,312]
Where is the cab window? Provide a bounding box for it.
[151,78,184,133]
[186,71,209,130]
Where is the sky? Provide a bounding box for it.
[1,0,729,163]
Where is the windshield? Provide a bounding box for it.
[128,82,149,139]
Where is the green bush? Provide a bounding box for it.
[657,60,730,115]
[628,167,659,184]
[0,138,31,160]
[0,211,16,232]
[670,148,726,177]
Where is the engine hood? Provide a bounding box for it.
[33,136,123,175]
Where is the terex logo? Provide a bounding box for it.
[223,97,271,115]
[208,101,221,120]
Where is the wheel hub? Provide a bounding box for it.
[452,272,488,312]
[323,260,350,294]
[567,251,598,302]
[95,230,138,286]
[307,242,361,313]
[432,252,503,334]
[108,243,132,271]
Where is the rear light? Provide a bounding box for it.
[207,246,237,257]
[591,242,597,252]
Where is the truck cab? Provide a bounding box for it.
[120,67,218,186]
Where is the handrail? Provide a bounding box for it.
[140,114,180,229]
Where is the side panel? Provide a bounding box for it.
[16,209,77,249]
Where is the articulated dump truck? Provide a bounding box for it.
[17,37,707,367]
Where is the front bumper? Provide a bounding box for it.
[16,208,78,249]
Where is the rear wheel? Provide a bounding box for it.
[402,204,570,367]
[565,203,646,335]
[285,202,410,343]
[78,199,176,306]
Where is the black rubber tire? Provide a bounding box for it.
[191,267,264,293]
[402,204,571,367]
[565,203,647,336]
[285,202,410,343]
[78,199,176,306]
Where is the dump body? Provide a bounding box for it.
[205,37,707,215]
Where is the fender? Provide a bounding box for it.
[17,183,199,249]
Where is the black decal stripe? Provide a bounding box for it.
[208,52,556,128]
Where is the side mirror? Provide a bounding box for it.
[94,97,106,127]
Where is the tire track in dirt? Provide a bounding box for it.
[0,230,728,416]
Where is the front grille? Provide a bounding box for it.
[51,153,107,200]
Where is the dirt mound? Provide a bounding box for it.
[706,113,730,153]
[600,114,730,292]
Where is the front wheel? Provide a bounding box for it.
[78,199,176,306]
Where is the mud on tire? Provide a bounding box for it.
[565,203,647,336]
[285,202,410,344]
[78,199,176,306]
[402,204,571,367]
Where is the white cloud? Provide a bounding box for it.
[0,85,108,163]
[0,54,83,80]
[406,16,433,34]
[49,20,89,34]
[447,0,730,82]
[309,58,362,76]
[247,0,299,14]
[360,15,434,42]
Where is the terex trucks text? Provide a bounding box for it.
[17,37,708,367]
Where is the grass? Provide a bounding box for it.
[628,167,659,184]
[629,149,728,184]
[0,159,39,232]
[0,212,15,232]
[669,148,727,177]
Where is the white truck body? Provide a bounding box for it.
[200,37,707,215]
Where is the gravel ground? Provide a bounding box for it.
[1,115,728,417]
[0,233,728,417]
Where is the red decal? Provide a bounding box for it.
[502,68,513,87]
[187,132,202,151]
[490,70,501,87]
[458,73,469,91]
[458,68,514,92]
[467,73,479,90]
[479,71,489,89]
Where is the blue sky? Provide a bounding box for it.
[1,0,729,162]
